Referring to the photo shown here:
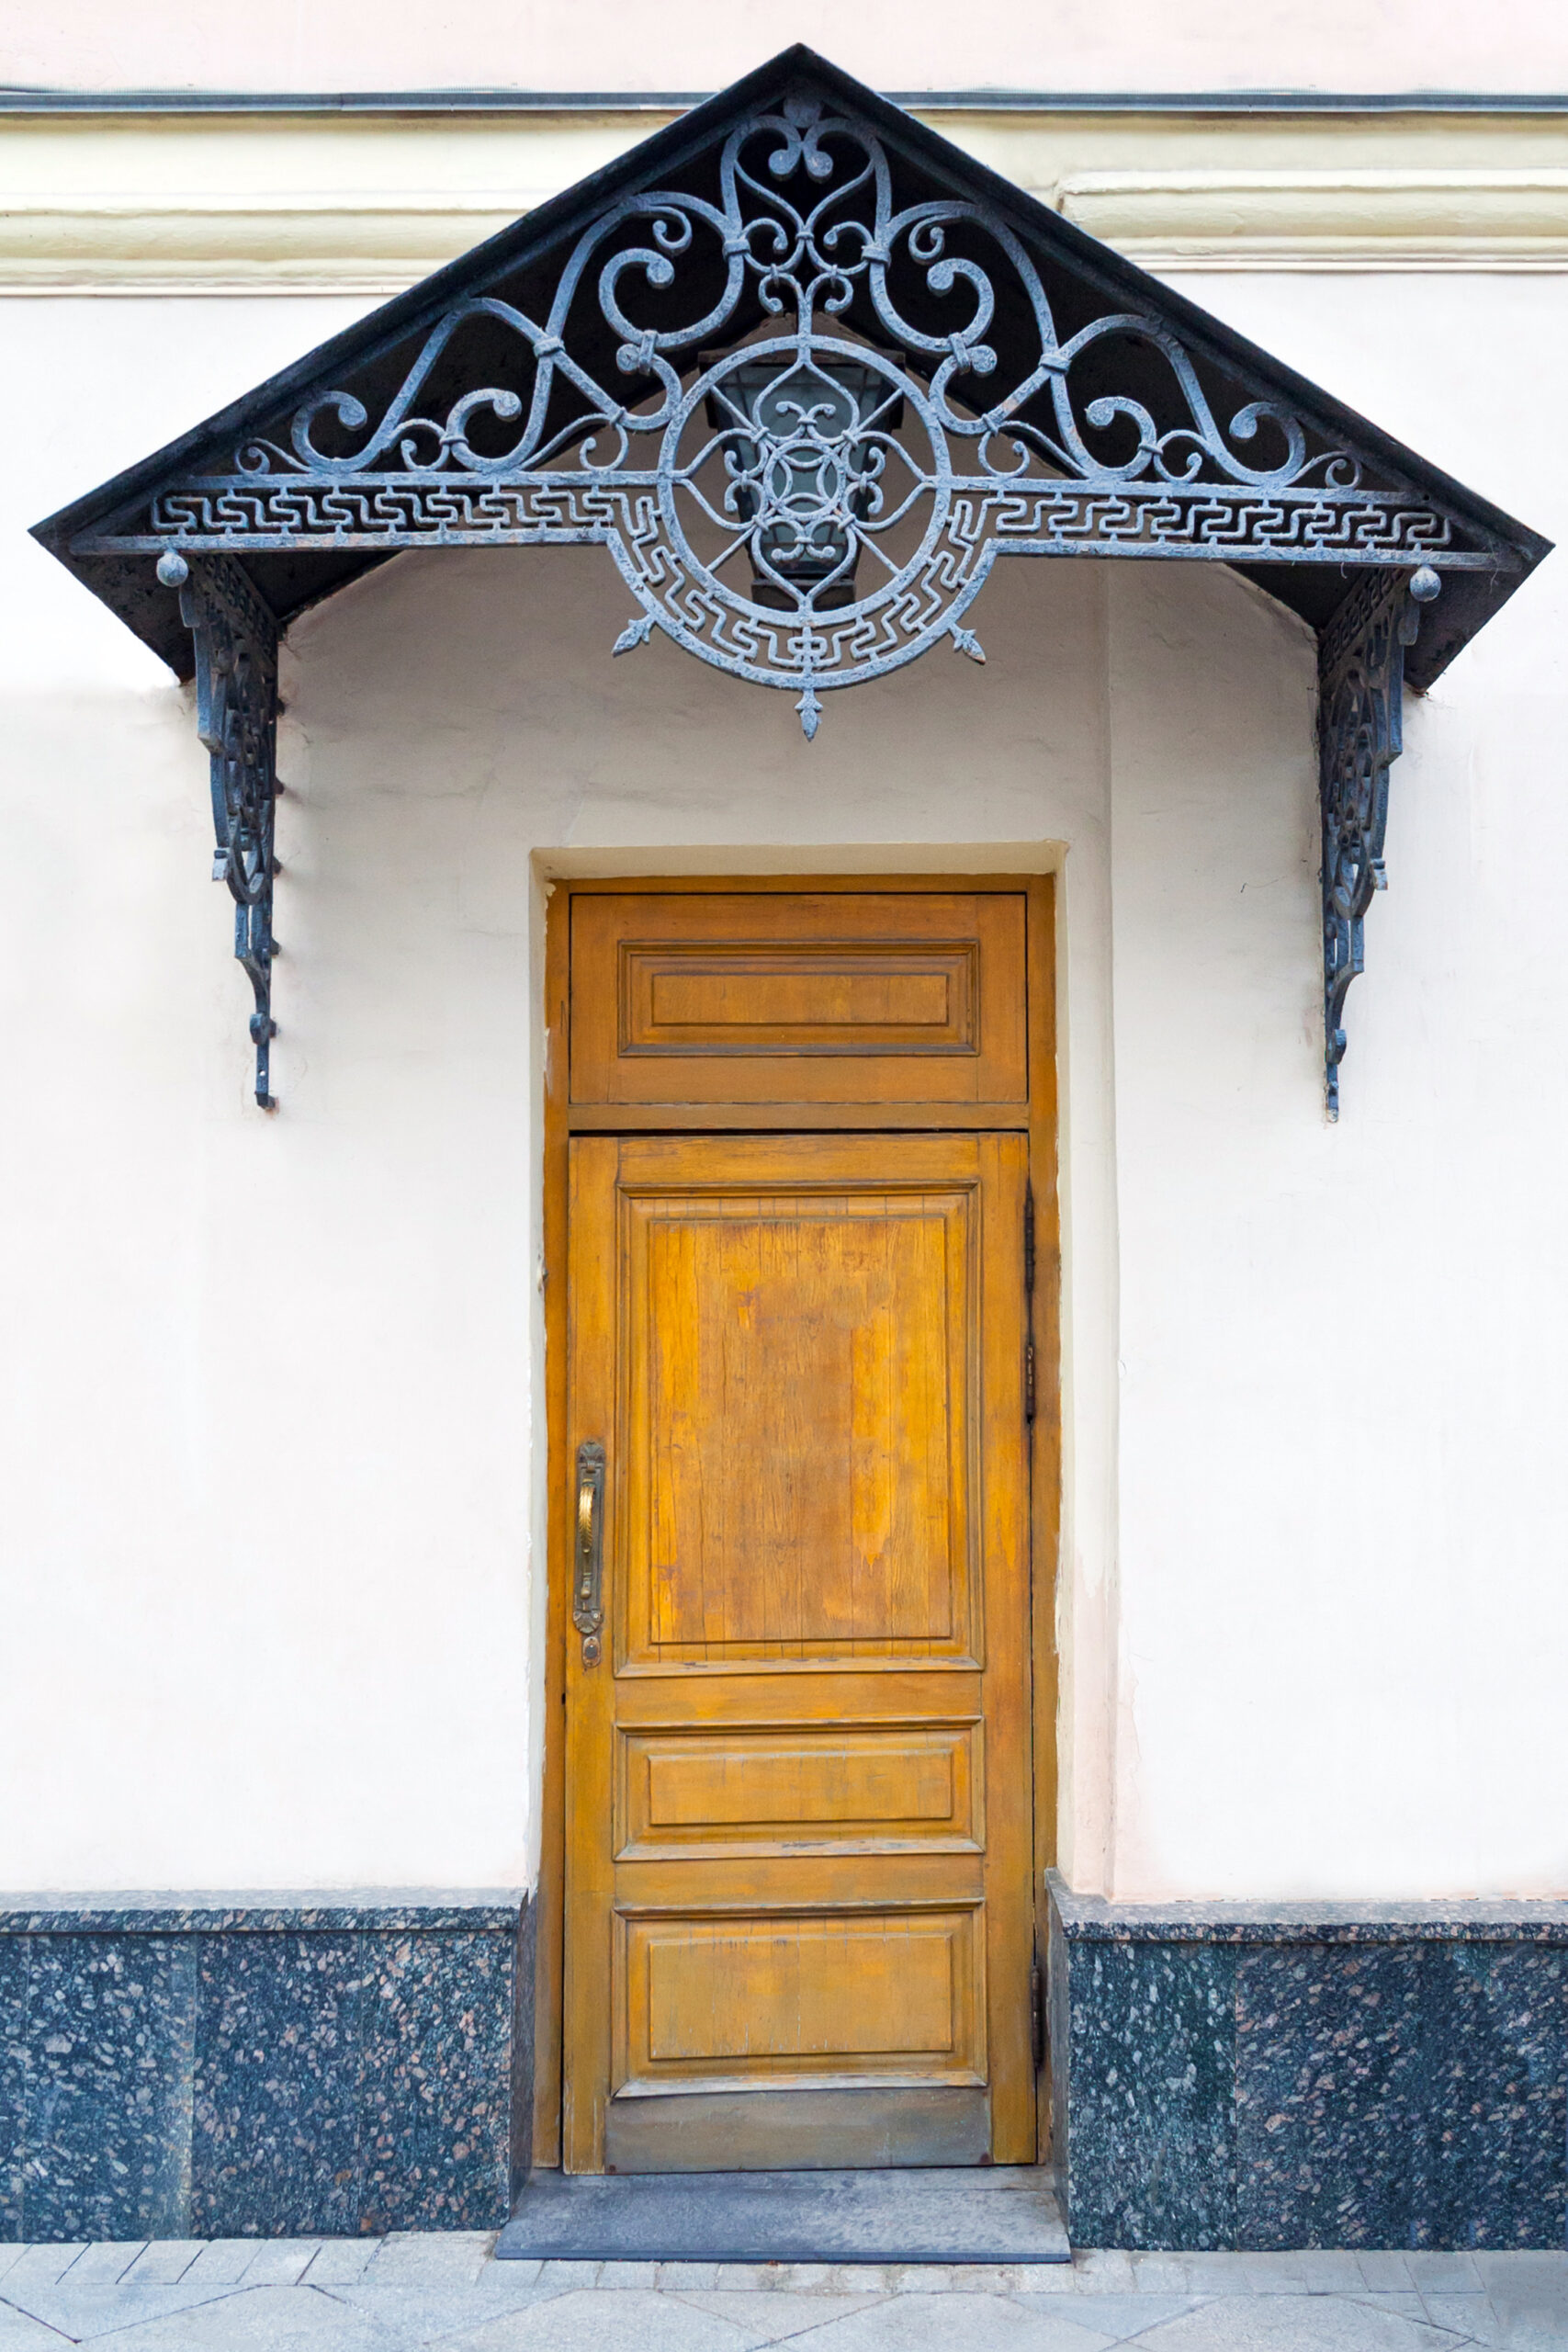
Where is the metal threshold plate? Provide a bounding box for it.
[496,2166,1070,2264]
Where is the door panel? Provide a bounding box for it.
[616,1905,986,2089]
[615,1723,982,1860]
[624,1171,976,1665]
[564,1130,1032,2171]
[570,891,1028,1116]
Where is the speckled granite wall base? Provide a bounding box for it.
[1047,1871,1568,2253]
[0,1893,527,2242]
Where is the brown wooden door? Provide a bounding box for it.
[563,1126,1035,2171]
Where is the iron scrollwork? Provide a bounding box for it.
[159,550,279,1107]
[107,95,1491,742]
[84,87,1517,1105]
[1319,563,1440,1119]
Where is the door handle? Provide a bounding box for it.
[574,1439,605,1667]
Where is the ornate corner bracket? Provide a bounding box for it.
[1318,563,1440,1120]
[159,550,280,1108]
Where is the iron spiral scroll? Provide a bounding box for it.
[146,96,1443,740]
[62,69,1532,1109]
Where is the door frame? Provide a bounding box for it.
[530,871,1061,2169]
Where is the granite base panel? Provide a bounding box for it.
[0,1892,528,2242]
[1047,1871,1568,2253]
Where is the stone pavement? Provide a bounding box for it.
[1,2235,1565,2350]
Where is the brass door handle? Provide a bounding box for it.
[574,1440,605,1666]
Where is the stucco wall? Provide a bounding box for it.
[1105,271,1568,1901]
[6,0,1566,96]
[2,266,1565,1905]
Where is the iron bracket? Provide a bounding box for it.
[161,550,279,1108]
[1318,562,1440,1118]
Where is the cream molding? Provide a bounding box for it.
[1056,166,1568,270]
[4,111,1567,290]
[0,190,551,295]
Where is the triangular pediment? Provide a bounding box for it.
[35,44,1546,697]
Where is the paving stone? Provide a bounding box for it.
[368,2231,494,2284]
[1356,2256,1416,2293]
[1456,2306,1568,2352]
[1170,2258,1263,2296]
[125,2242,203,2284]
[325,2273,558,2346]
[306,2241,383,2286]
[487,2259,541,2288]
[426,2286,758,2349]
[2,2247,87,2290]
[3,2230,1540,2352]
[67,2244,148,2284]
[1243,2259,1310,2295]
[0,2304,81,2347]
[1415,2293,1500,2345]
[1011,2267,1078,2293]
[237,2242,325,2286]
[947,2265,1042,2292]
[762,2265,836,2292]
[1069,2253,1135,2291]
[1066,2304,1213,2342]
[1122,2291,1467,2347]
[1472,2249,1568,2346]
[184,2242,264,2286]
[1128,2257,1192,2293]
[1404,2253,1483,2293]
[85,2282,400,2350]
[1472,2252,1568,2304]
[1293,2254,1371,2294]
[536,2259,603,2290]
[673,2291,889,2348]
[1347,2296,1441,2328]
[1020,2299,1200,2344]
[734,2290,1118,2349]
[4,2267,274,2342]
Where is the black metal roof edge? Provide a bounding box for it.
[30,44,1551,639]
[807,57,1551,571]
[29,47,829,556]
[7,82,1568,115]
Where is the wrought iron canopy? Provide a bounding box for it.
[31,45,1550,1111]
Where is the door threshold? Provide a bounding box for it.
[496,2165,1070,2265]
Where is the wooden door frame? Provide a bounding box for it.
[530,871,1061,2170]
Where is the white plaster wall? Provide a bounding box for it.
[5,0,1566,96]
[1104,273,1568,1900]
[0,292,1119,1887]
[3,267,1566,1905]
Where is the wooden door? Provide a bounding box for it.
[563,1122,1035,2171]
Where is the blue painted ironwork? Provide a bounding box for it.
[87,93,1505,746]
[158,549,279,1107]
[1318,562,1441,1117]
[47,69,1541,1107]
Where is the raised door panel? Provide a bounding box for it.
[616,1723,983,1859]
[570,891,1027,1112]
[615,1907,986,2095]
[625,944,976,1054]
[618,1160,978,1668]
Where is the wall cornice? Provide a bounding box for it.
[1057,166,1568,271]
[3,105,1567,291]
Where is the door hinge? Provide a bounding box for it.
[1023,1183,1035,1296]
[1031,1959,1044,2070]
[1024,1338,1036,1423]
